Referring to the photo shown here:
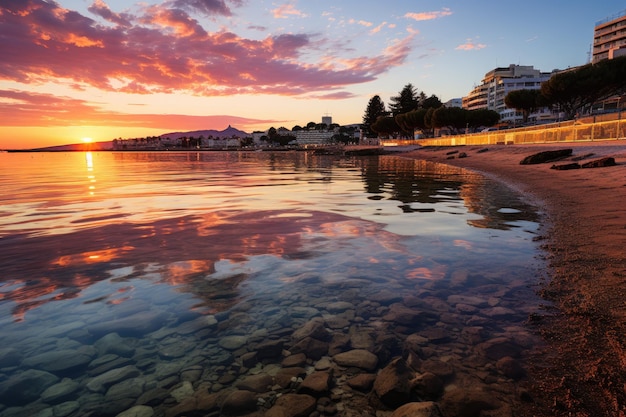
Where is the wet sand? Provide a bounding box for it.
[401,141,626,417]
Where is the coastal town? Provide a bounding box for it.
[3,3,626,417]
[106,10,626,153]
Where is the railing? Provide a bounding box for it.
[415,117,626,147]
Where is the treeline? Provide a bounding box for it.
[505,56,626,123]
[362,84,499,138]
[365,56,626,138]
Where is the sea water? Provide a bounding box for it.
[0,151,544,416]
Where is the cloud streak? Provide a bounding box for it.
[405,8,452,22]
[271,3,307,19]
[455,38,487,51]
[0,89,279,130]
[0,0,414,97]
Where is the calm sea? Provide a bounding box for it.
[0,151,545,416]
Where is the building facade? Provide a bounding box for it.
[462,64,555,125]
[592,9,626,63]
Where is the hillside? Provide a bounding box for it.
[160,125,250,139]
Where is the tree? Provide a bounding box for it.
[395,108,428,138]
[292,125,303,131]
[504,89,544,123]
[362,95,387,138]
[421,94,443,109]
[467,109,500,131]
[431,107,467,134]
[389,84,420,116]
[541,56,626,119]
[371,116,400,138]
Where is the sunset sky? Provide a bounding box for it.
[1,1,625,149]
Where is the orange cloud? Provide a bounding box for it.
[405,8,452,21]
[272,3,306,19]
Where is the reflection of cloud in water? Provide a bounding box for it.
[453,239,474,250]
[406,265,447,280]
[1,209,418,320]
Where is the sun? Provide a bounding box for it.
[81,137,93,143]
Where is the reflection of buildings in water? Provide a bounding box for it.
[85,151,96,196]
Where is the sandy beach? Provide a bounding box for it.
[402,141,626,417]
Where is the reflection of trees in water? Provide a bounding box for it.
[357,156,539,230]
[359,156,465,204]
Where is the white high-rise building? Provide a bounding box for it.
[462,64,555,124]
[593,9,626,63]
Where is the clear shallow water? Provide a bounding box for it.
[0,151,544,416]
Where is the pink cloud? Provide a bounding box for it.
[455,40,486,51]
[405,8,452,21]
[305,91,356,100]
[272,3,306,19]
[168,0,241,17]
[88,0,132,27]
[370,22,387,34]
[0,89,279,130]
[0,0,413,96]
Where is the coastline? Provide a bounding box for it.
[401,141,626,416]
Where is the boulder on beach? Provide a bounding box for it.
[581,156,616,168]
[551,162,581,170]
[519,149,572,164]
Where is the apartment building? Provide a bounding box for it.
[462,64,554,124]
[592,9,626,63]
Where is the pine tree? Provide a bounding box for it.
[389,84,419,116]
[362,95,387,138]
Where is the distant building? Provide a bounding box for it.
[444,98,462,108]
[295,129,335,145]
[462,64,555,125]
[321,115,332,127]
[592,9,626,63]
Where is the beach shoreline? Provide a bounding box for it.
[400,141,626,416]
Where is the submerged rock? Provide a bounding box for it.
[333,349,378,371]
[0,369,59,406]
[390,401,443,417]
[265,393,316,417]
[372,358,415,409]
[220,389,257,416]
[298,370,332,396]
[40,378,81,404]
[439,387,500,417]
[22,349,94,376]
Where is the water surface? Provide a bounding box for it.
[0,151,544,416]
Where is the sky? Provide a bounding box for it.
[1,0,625,149]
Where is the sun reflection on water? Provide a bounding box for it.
[85,151,95,196]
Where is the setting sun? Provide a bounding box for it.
[81,137,93,143]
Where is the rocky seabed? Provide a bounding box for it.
[0,268,541,417]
